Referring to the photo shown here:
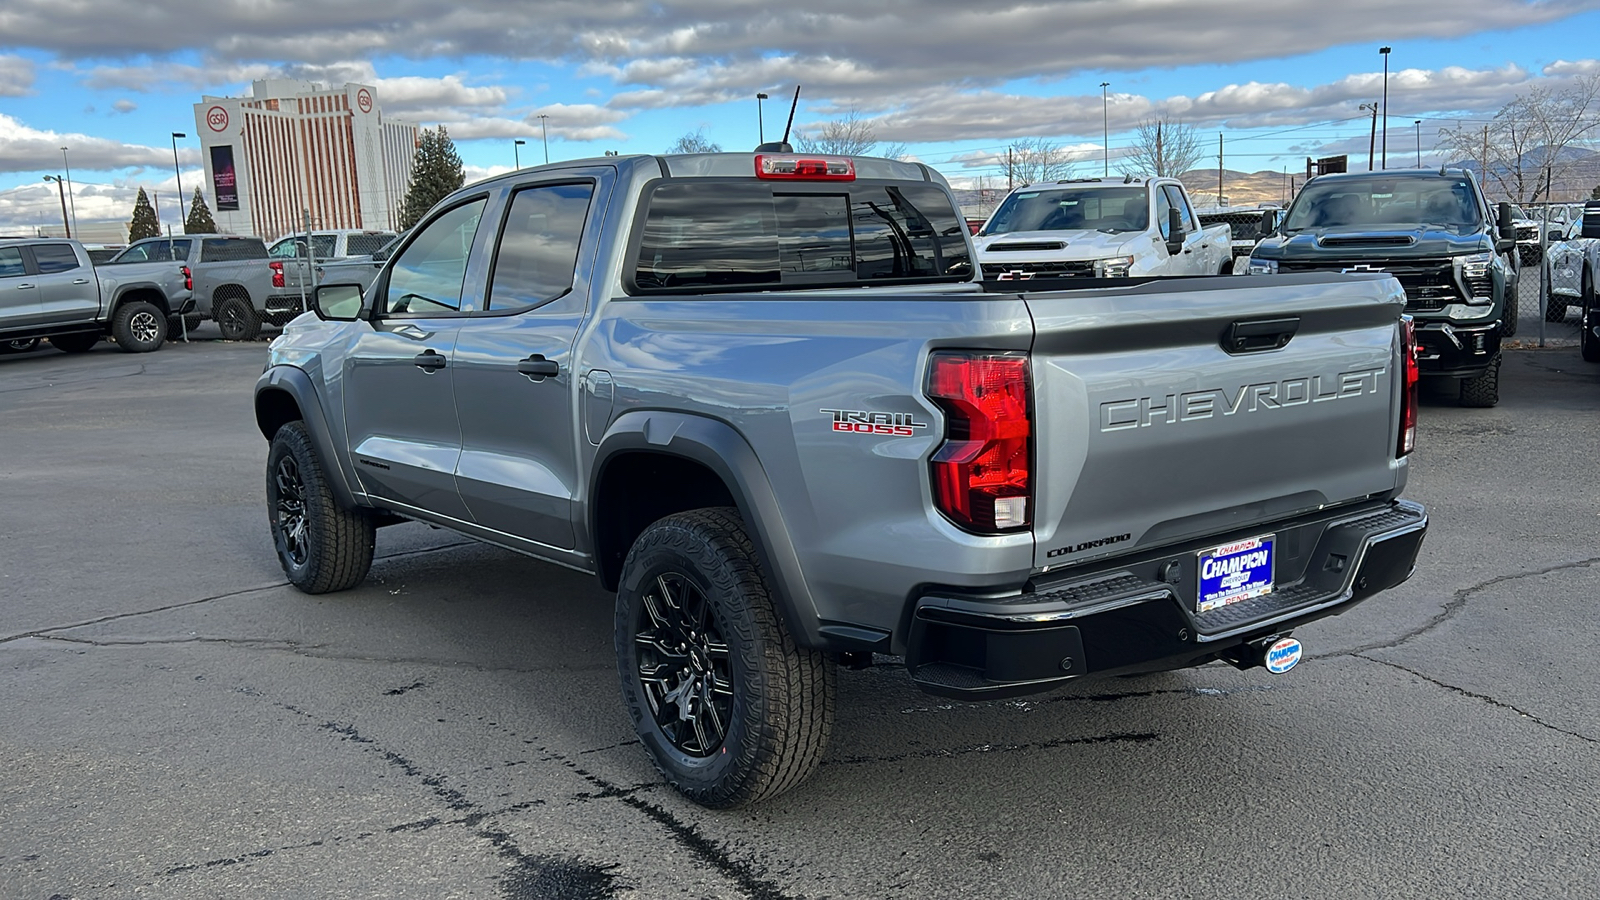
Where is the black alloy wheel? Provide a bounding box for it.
[1,337,41,354]
[634,571,735,757]
[273,453,310,570]
[217,298,262,341]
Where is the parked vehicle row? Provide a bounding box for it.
[1546,199,1600,362]
[1,237,193,355]
[256,149,1428,809]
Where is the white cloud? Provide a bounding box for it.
[111,99,138,114]
[0,55,36,97]
[0,113,181,174]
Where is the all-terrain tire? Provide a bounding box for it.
[1545,295,1567,323]
[1,337,41,354]
[616,507,834,809]
[1582,270,1600,363]
[217,297,262,341]
[112,300,166,352]
[48,331,100,353]
[1459,358,1501,408]
[266,421,375,593]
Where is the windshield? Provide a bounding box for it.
[1509,205,1529,219]
[983,187,1149,235]
[1283,176,1483,231]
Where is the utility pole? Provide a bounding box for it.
[1218,132,1224,203]
[1414,120,1422,167]
[537,115,550,164]
[1360,103,1378,170]
[1100,82,1110,177]
[757,92,768,144]
[171,132,188,225]
[60,147,78,236]
[43,175,70,237]
[1380,46,1391,170]
[513,139,525,169]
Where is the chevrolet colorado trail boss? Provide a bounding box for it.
[1,237,192,354]
[255,151,1429,807]
[1244,168,1518,406]
[973,176,1231,280]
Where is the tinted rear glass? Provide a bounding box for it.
[201,238,268,262]
[32,243,81,273]
[631,181,971,293]
[345,233,396,257]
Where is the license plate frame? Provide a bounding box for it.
[1197,534,1275,613]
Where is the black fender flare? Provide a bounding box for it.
[587,410,823,649]
[111,283,190,318]
[254,364,360,510]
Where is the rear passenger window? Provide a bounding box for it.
[32,243,80,273]
[0,247,24,278]
[200,238,267,262]
[488,183,594,311]
[385,198,487,315]
[169,240,192,261]
[345,233,395,257]
[631,181,971,293]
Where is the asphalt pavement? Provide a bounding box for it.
[2,293,1597,899]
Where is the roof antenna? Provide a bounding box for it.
[1123,173,1133,184]
[756,86,801,153]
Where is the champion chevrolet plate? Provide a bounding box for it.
[1197,535,1275,613]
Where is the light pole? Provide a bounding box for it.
[537,115,550,164]
[1359,102,1378,170]
[59,147,78,236]
[757,92,769,144]
[1100,82,1110,177]
[514,139,526,169]
[171,132,188,225]
[1379,46,1391,170]
[1414,120,1422,167]
[43,176,70,237]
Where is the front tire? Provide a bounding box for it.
[1545,294,1567,323]
[266,421,375,593]
[616,508,834,809]
[1459,358,1501,408]
[112,301,166,352]
[217,297,261,341]
[1582,270,1599,363]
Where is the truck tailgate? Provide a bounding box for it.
[1024,272,1406,570]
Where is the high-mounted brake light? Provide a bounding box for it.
[926,352,1032,532]
[1398,315,1419,457]
[181,265,192,292]
[270,260,285,289]
[754,154,855,181]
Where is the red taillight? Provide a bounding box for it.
[270,260,285,289]
[927,352,1032,532]
[181,265,192,291]
[754,154,855,181]
[1399,315,1419,457]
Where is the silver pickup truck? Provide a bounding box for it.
[1,237,191,354]
[110,234,318,340]
[254,150,1429,808]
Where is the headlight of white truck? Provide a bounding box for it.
[1245,258,1278,275]
[1095,256,1134,278]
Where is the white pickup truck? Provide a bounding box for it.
[974,176,1231,281]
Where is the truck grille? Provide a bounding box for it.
[1276,259,1464,311]
[981,260,1097,279]
[1516,224,1538,242]
[1319,234,1416,247]
[1197,212,1262,233]
[985,241,1068,252]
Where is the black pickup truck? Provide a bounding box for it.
[1243,168,1518,407]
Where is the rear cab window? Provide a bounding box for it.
[31,243,81,273]
[200,238,268,262]
[629,181,972,293]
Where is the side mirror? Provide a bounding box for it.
[1497,202,1515,235]
[1166,207,1186,254]
[1258,209,1277,239]
[1583,202,1600,239]
[314,283,364,321]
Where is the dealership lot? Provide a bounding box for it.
[2,284,1598,899]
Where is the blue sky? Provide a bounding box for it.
[2,0,1598,231]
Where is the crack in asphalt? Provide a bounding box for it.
[0,538,482,646]
[1357,654,1600,746]
[1319,555,1600,659]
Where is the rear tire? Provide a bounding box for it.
[1545,295,1567,323]
[48,332,100,354]
[112,301,166,352]
[616,507,834,809]
[1459,358,1501,408]
[216,297,261,341]
[1582,270,1600,363]
[266,421,375,593]
[1,337,41,354]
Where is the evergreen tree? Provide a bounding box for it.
[128,188,160,241]
[184,188,218,234]
[398,126,466,231]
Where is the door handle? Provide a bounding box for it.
[17,283,36,290]
[1223,317,1300,354]
[413,350,447,371]
[72,278,90,284]
[517,355,559,381]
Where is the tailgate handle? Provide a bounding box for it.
[1223,317,1300,354]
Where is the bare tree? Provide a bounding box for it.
[1005,137,1078,184]
[666,129,721,153]
[1439,73,1600,203]
[1123,118,1204,178]
[792,111,905,158]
